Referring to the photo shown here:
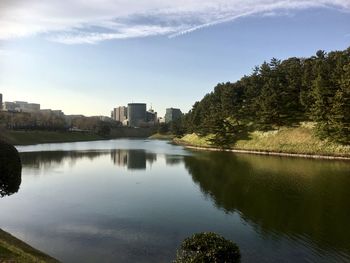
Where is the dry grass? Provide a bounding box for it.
[149,133,177,140]
[0,229,59,263]
[177,124,350,157]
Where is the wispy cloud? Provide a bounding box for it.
[0,0,349,44]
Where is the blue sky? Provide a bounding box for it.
[0,1,350,117]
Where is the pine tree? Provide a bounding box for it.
[329,64,350,144]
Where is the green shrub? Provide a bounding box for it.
[174,232,241,263]
[0,141,22,197]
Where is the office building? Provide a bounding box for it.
[127,103,146,127]
[112,106,128,123]
[3,102,16,112]
[2,100,40,113]
[165,108,183,123]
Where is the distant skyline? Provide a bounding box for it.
[1,1,350,116]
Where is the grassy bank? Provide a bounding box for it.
[149,133,176,140]
[175,124,350,157]
[0,130,104,145]
[0,229,59,263]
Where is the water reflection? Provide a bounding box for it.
[184,152,350,259]
[20,149,159,171]
[20,151,108,171]
[110,150,157,170]
[0,142,22,197]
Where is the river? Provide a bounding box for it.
[1,139,349,262]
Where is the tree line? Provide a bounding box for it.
[0,111,119,137]
[180,48,350,145]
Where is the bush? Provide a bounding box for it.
[0,141,22,197]
[174,232,241,263]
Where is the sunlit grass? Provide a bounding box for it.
[0,229,59,262]
[177,124,350,157]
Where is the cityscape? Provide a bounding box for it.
[0,93,183,128]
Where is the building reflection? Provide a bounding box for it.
[110,149,157,170]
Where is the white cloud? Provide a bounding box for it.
[0,0,349,44]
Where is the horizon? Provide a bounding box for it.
[1,1,350,117]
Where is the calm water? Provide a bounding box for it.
[1,139,350,262]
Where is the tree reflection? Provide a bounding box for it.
[20,151,108,171]
[184,152,350,256]
[0,141,22,197]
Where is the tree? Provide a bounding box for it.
[329,64,350,144]
[174,232,241,263]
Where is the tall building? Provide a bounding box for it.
[0,94,2,110]
[115,106,128,123]
[127,103,146,127]
[165,108,183,123]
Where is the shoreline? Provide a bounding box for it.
[0,228,59,262]
[0,130,156,146]
[174,140,350,161]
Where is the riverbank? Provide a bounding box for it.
[175,124,350,160]
[0,229,59,263]
[0,128,157,145]
[0,130,104,145]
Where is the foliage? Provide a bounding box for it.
[174,232,241,263]
[97,124,111,137]
[180,47,350,145]
[0,141,22,197]
[157,123,169,134]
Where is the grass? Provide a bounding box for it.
[0,130,104,145]
[0,229,59,263]
[176,123,350,157]
[148,133,177,140]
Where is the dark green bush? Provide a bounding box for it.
[0,141,22,197]
[174,232,241,263]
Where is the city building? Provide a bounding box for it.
[40,109,64,117]
[146,108,158,125]
[112,106,128,123]
[2,100,40,113]
[3,102,16,112]
[165,108,183,123]
[127,103,146,127]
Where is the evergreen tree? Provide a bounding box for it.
[329,64,350,144]
[183,47,350,146]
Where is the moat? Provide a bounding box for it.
[1,139,350,262]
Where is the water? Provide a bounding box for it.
[1,139,350,262]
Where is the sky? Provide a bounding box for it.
[0,0,350,117]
